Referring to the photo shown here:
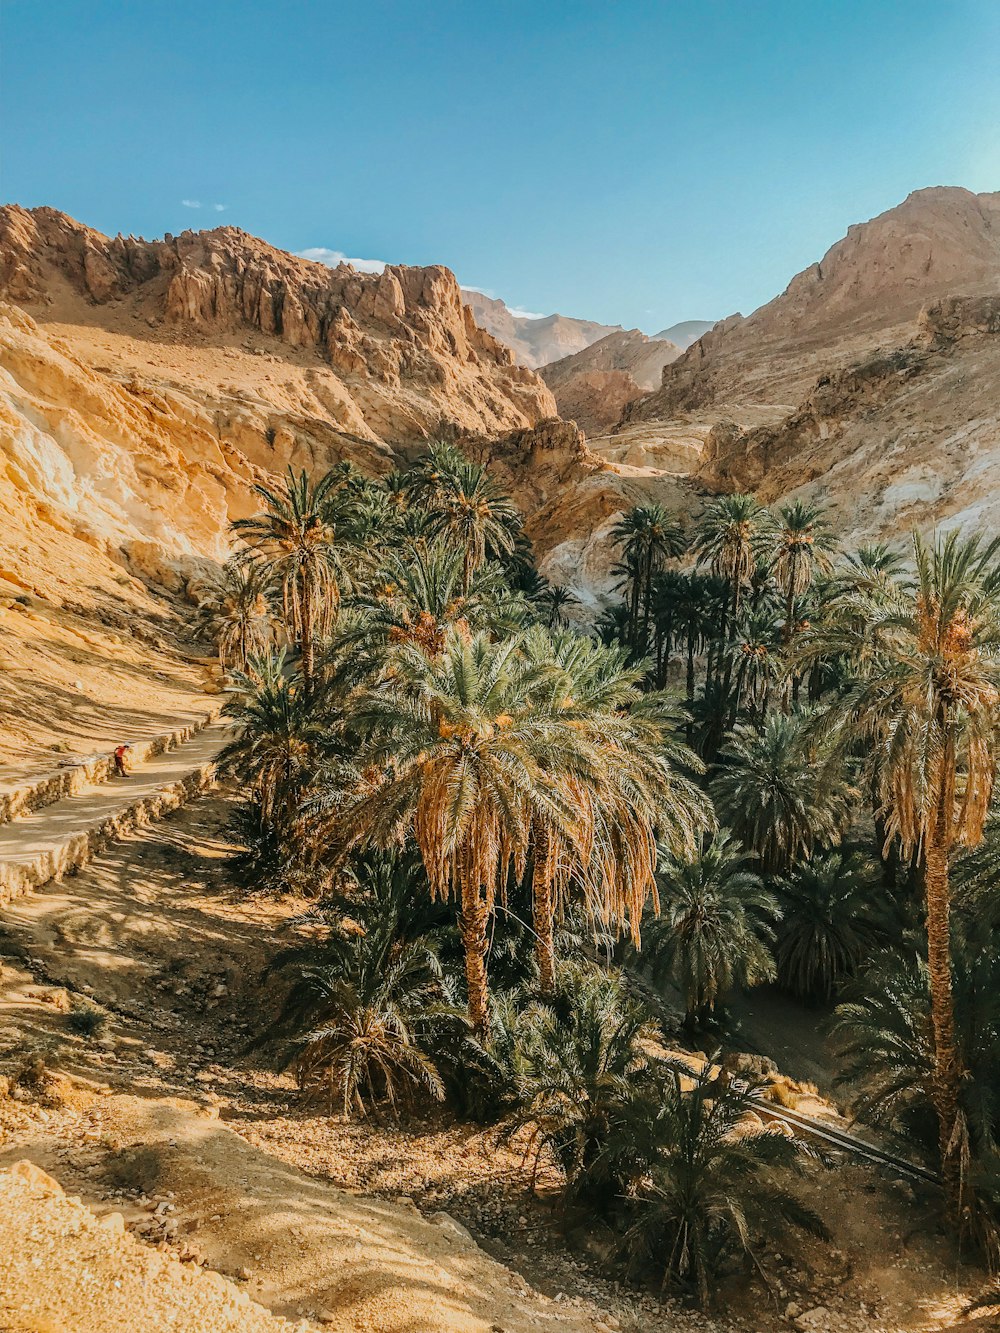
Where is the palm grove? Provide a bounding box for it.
[195,446,1000,1301]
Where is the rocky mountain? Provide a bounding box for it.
[653,319,714,349]
[0,206,568,584]
[539,329,683,434]
[0,207,600,763]
[460,289,622,368]
[612,186,1000,546]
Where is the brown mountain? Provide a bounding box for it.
[0,206,585,767]
[460,289,621,368]
[610,186,1000,546]
[539,329,683,434]
[630,186,1000,422]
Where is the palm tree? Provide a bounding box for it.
[415,447,522,594]
[694,493,775,625]
[328,540,524,687]
[231,466,355,687]
[644,830,779,1022]
[710,712,854,874]
[611,504,686,650]
[194,560,278,671]
[773,850,886,1000]
[336,631,577,1030]
[519,628,711,994]
[220,653,330,825]
[505,965,659,1204]
[624,1066,827,1305]
[726,604,783,722]
[271,916,452,1118]
[812,529,1000,1212]
[536,582,580,629]
[833,938,1000,1178]
[770,500,837,648]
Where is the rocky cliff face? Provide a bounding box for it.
[627,187,1000,423]
[600,187,1000,552]
[1,206,555,443]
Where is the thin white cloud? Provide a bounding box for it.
[299,246,386,274]
[181,199,201,209]
[508,306,546,321]
[212,203,227,212]
[461,284,497,299]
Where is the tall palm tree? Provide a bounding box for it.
[644,830,779,1022]
[710,712,854,874]
[231,466,355,687]
[770,499,837,648]
[694,493,776,623]
[195,559,278,672]
[519,628,711,993]
[327,539,524,690]
[416,449,522,594]
[336,631,575,1030]
[536,582,580,629]
[611,504,686,650]
[811,529,1000,1212]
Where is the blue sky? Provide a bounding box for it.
[3,1,998,331]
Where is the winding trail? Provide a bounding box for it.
[0,720,228,903]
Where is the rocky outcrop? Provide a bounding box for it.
[0,205,556,440]
[627,187,1000,424]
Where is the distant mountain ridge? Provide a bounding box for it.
[460,289,622,368]
[540,329,683,434]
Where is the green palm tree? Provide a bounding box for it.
[770,500,837,648]
[194,560,279,672]
[413,447,522,594]
[220,652,329,825]
[833,938,1000,1181]
[231,466,355,686]
[710,712,854,874]
[644,830,779,1022]
[624,1065,827,1305]
[808,529,1000,1211]
[505,964,659,1204]
[611,504,686,650]
[519,627,711,993]
[272,916,452,1118]
[773,850,885,1000]
[337,631,576,1030]
[329,539,524,684]
[536,582,580,629]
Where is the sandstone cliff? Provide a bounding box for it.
[627,187,1000,423]
[603,187,1000,550]
[0,208,575,773]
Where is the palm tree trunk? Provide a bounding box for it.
[460,880,491,1034]
[299,570,314,689]
[531,824,557,994]
[924,816,962,1215]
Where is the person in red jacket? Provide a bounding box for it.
[113,744,131,777]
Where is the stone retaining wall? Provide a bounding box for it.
[0,710,220,826]
[0,757,218,906]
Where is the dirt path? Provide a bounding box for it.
[0,721,227,900]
